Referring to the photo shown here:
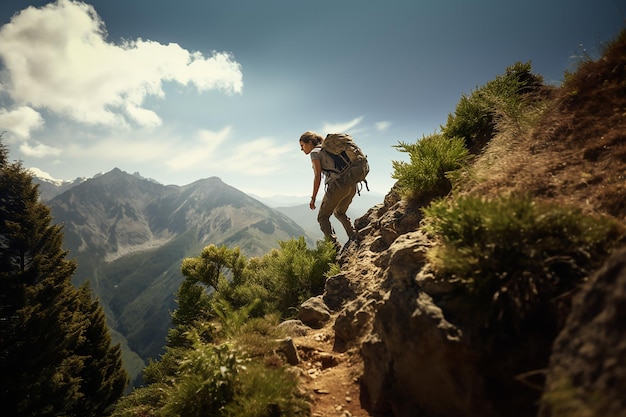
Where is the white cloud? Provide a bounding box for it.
[20,141,61,158]
[165,128,294,177]
[64,135,171,163]
[166,127,231,171]
[0,0,243,128]
[375,121,391,131]
[322,116,364,135]
[0,106,44,138]
[218,137,293,175]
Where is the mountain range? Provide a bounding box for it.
[34,167,321,384]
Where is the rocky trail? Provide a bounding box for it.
[290,218,390,417]
[294,322,372,417]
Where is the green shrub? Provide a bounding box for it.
[159,342,246,417]
[326,261,342,277]
[245,237,336,317]
[234,313,286,358]
[442,61,543,151]
[392,133,469,200]
[114,327,308,417]
[422,194,624,330]
[181,244,247,290]
[211,297,262,339]
[111,339,246,417]
[225,361,310,417]
[109,383,166,417]
[178,237,335,322]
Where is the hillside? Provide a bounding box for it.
[294,29,626,417]
[44,169,315,384]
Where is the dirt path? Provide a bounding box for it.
[294,325,373,417]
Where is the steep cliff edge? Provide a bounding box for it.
[298,29,626,417]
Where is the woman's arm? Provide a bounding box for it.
[310,158,322,210]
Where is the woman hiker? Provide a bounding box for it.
[299,131,356,250]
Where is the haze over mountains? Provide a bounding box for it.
[34,167,335,384]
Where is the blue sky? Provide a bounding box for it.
[0,0,623,199]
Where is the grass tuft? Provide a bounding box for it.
[392,133,469,201]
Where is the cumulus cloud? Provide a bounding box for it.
[0,0,243,128]
[0,106,44,138]
[20,141,62,158]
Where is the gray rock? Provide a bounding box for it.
[275,337,300,365]
[277,319,310,337]
[298,296,331,328]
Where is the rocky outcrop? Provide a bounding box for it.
[322,186,624,417]
[359,232,493,417]
[539,247,626,417]
[328,191,503,417]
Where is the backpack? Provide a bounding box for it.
[321,133,370,194]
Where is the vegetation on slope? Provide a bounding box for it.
[422,194,623,334]
[112,238,337,416]
[392,35,626,337]
[392,28,626,416]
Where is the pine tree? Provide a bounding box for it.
[69,283,129,416]
[0,139,128,416]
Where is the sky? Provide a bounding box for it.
[0,0,623,199]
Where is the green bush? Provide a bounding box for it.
[109,383,166,417]
[111,340,246,417]
[245,237,337,317]
[392,133,469,200]
[225,361,310,417]
[161,342,246,417]
[422,194,624,330]
[178,238,336,321]
[442,61,543,150]
[234,313,286,358]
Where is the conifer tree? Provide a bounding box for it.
[69,283,129,416]
[0,139,127,416]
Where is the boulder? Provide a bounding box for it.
[298,296,331,328]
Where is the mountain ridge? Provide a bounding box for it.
[39,168,315,384]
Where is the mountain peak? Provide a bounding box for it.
[133,171,161,184]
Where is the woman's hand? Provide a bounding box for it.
[310,159,322,210]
